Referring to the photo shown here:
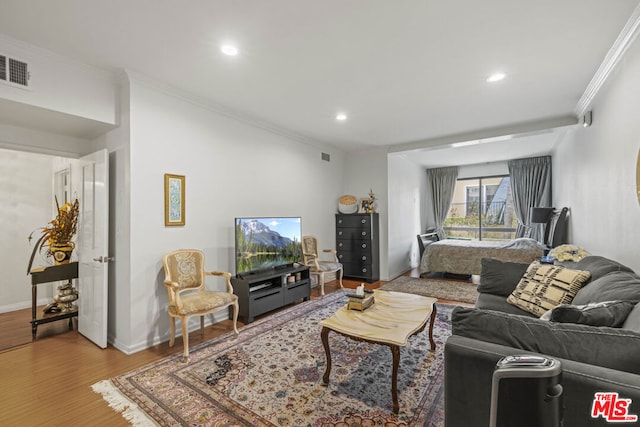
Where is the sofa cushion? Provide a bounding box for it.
[478,258,530,297]
[452,306,640,374]
[475,292,537,317]
[506,263,591,316]
[574,256,634,281]
[572,271,640,305]
[544,300,637,327]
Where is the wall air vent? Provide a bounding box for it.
[0,54,30,88]
[0,55,6,81]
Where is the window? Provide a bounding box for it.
[444,176,516,241]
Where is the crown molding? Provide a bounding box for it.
[575,4,640,117]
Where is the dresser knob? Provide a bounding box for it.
[361,243,367,249]
[361,268,367,273]
[338,242,343,247]
[361,256,367,261]
[361,219,366,224]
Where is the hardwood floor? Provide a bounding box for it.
[0,304,76,353]
[0,271,467,426]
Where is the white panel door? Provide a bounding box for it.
[78,149,109,348]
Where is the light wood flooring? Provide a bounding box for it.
[0,270,466,426]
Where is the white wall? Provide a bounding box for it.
[554,36,640,273]
[343,147,389,280]
[118,75,346,353]
[0,149,54,312]
[95,76,132,351]
[387,154,425,279]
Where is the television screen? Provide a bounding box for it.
[234,217,303,275]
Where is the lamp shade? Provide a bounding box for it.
[530,207,554,224]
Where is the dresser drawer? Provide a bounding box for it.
[336,215,373,228]
[342,262,375,278]
[336,239,372,252]
[336,228,372,240]
[336,251,373,263]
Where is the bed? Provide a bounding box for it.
[419,237,545,277]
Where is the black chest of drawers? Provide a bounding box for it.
[335,213,379,282]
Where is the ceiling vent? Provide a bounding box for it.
[0,54,30,88]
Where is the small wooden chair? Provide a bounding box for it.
[162,249,239,362]
[301,235,344,295]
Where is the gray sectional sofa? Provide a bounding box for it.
[445,255,640,426]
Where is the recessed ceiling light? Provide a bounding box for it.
[221,45,239,56]
[486,72,506,83]
[336,113,347,121]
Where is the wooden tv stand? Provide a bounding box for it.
[231,265,310,323]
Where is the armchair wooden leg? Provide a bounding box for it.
[338,268,344,289]
[182,317,189,362]
[200,316,205,337]
[231,301,239,335]
[169,317,176,347]
[320,272,325,296]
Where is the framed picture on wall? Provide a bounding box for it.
[164,173,185,226]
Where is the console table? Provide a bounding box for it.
[28,262,78,340]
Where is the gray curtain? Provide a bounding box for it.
[508,156,552,240]
[427,166,459,240]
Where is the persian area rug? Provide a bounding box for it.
[380,276,479,304]
[92,290,453,426]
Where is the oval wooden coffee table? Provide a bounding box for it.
[319,290,437,414]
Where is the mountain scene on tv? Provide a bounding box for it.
[235,218,302,274]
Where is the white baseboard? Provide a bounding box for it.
[112,310,233,355]
[0,297,52,314]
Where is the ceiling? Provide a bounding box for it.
[0,0,639,166]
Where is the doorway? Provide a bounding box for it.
[0,148,78,351]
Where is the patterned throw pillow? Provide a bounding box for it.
[507,262,591,317]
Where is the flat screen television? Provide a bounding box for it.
[234,216,303,276]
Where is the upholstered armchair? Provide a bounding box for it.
[162,249,239,362]
[301,235,344,296]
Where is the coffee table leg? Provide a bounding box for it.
[321,326,332,384]
[391,345,400,414]
[428,304,437,351]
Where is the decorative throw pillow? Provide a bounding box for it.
[543,300,637,327]
[507,262,591,317]
[478,258,530,297]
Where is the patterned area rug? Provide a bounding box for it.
[380,276,479,304]
[93,290,453,426]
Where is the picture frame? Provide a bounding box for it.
[164,173,185,226]
[358,198,370,214]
